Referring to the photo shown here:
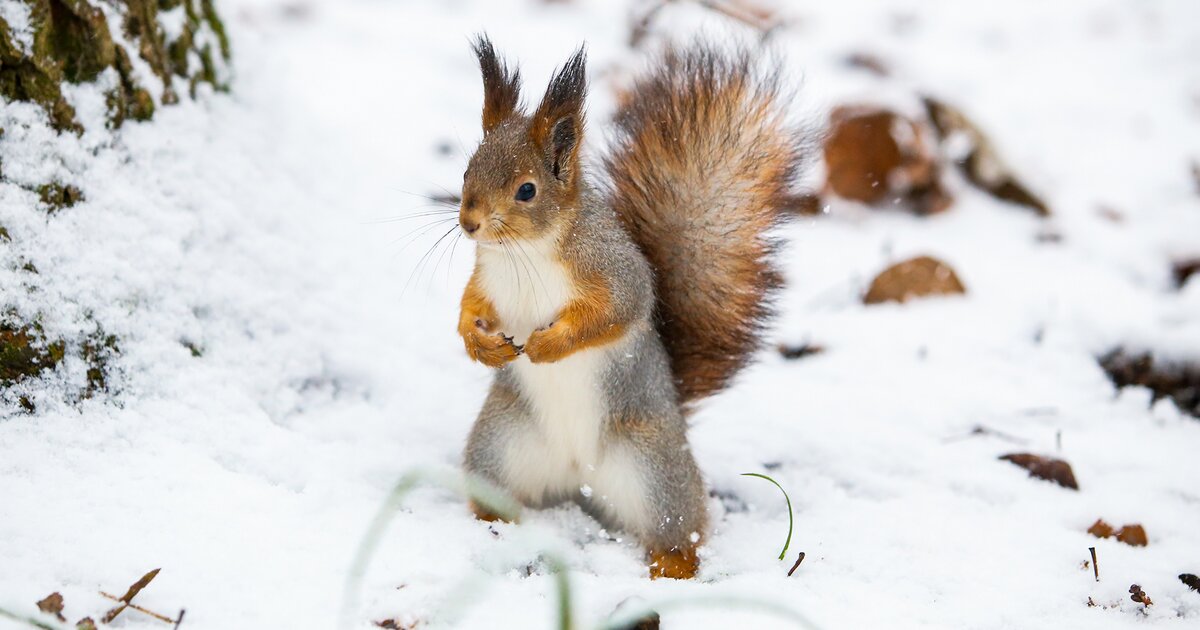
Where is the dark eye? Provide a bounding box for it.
[515,182,536,202]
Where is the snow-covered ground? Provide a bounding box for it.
[2,0,1199,628]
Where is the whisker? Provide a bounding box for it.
[402,224,460,298]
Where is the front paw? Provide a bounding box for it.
[463,328,522,367]
[523,324,569,364]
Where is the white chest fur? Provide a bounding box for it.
[476,236,611,490]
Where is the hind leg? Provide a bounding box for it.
[585,415,708,579]
[464,378,574,518]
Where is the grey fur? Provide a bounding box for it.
[463,191,708,552]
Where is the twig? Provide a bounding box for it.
[99,592,176,624]
[174,609,186,629]
[787,552,806,577]
[102,568,160,623]
[1089,547,1099,582]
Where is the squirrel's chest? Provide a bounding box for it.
[476,238,574,344]
[477,238,610,475]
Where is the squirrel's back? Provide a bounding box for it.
[604,43,806,406]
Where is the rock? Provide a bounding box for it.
[863,255,965,304]
[823,106,951,215]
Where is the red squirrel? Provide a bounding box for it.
[455,36,803,579]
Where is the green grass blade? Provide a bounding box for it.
[740,472,794,561]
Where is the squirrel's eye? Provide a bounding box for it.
[515,182,537,202]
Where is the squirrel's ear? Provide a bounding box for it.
[472,35,522,133]
[530,45,587,184]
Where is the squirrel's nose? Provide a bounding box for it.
[461,219,480,234]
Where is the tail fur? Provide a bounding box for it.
[604,43,805,406]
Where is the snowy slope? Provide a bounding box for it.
[2,0,1199,628]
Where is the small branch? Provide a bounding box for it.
[787,552,806,577]
[1089,547,1099,582]
[99,592,175,625]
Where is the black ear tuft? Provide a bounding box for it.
[530,45,587,184]
[472,34,522,133]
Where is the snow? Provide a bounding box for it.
[2,0,1199,628]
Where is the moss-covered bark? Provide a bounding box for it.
[0,322,65,385]
[0,0,231,131]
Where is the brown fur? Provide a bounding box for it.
[472,36,522,133]
[604,43,805,405]
[458,270,521,367]
[460,38,586,244]
[524,269,627,363]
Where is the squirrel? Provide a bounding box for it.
[456,35,803,580]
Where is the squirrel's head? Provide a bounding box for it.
[459,36,587,244]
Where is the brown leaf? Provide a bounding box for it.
[823,106,950,215]
[1099,350,1200,419]
[1088,519,1149,546]
[778,343,825,360]
[1115,524,1148,547]
[76,618,97,630]
[1087,519,1115,539]
[999,453,1079,490]
[1180,573,1200,592]
[102,568,160,623]
[864,256,966,305]
[1173,258,1200,288]
[36,592,66,622]
[922,97,1049,217]
[1129,584,1153,607]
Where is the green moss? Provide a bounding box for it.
[0,13,80,132]
[201,0,229,60]
[81,333,118,396]
[0,322,64,385]
[181,339,203,357]
[37,182,84,211]
[3,0,230,131]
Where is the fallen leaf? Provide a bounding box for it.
[76,618,97,630]
[1115,524,1148,547]
[999,453,1079,490]
[778,343,825,360]
[36,592,66,622]
[1180,573,1199,592]
[102,568,161,623]
[923,97,1049,216]
[1087,519,1115,539]
[1173,258,1200,288]
[1129,584,1153,607]
[864,256,966,305]
[1088,519,1148,546]
[823,106,950,215]
[1099,350,1200,419]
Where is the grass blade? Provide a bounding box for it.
[740,472,794,560]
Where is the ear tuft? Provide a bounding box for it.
[472,34,522,133]
[530,45,588,184]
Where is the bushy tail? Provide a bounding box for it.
[604,43,805,406]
